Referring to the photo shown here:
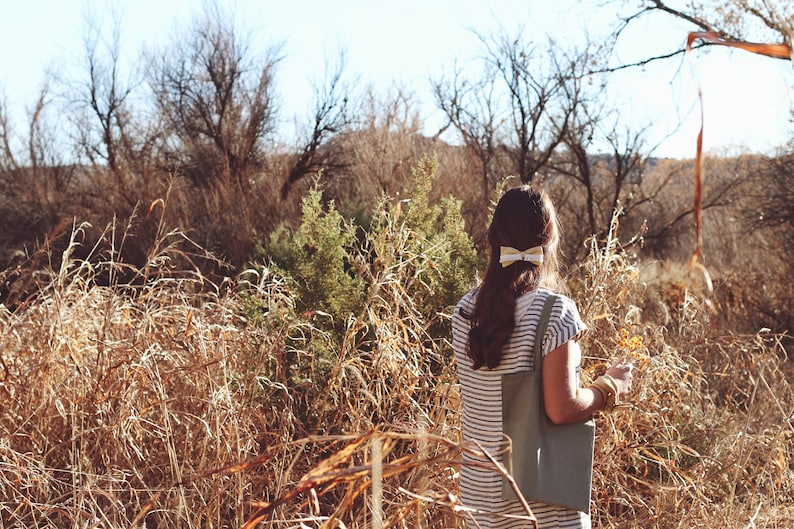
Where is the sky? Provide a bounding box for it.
[1,0,793,159]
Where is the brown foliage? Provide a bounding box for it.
[1,214,792,528]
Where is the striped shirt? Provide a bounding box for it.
[452,287,590,529]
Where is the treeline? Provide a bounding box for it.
[1,4,793,340]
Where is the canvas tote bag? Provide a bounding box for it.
[500,293,595,513]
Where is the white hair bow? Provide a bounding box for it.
[499,246,544,267]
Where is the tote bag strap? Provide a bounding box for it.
[533,293,558,373]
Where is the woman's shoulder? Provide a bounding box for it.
[540,289,588,346]
[535,288,579,310]
[529,289,587,332]
[553,292,580,310]
[517,287,577,309]
[452,287,479,338]
[455,286,479,311]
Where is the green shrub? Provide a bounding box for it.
[259,158,479,338]
[265,184,366,325]
[367,156,480,332]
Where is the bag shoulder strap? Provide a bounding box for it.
[533,293,558,373]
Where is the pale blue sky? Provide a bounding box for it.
[1,0,792,158]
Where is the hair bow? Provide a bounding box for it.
[499,246,543,267]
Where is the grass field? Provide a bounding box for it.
[1,194,792,529]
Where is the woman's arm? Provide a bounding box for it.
[542,340,633,424]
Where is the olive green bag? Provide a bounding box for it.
[501,293,595,513]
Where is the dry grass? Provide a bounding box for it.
[1,209,792,528]
[571,218,793,529]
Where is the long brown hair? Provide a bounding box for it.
[466,185,564,369]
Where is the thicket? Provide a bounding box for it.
[2,4,793,341]
[1,159,791,528]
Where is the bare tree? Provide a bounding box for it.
[434,28,606,205]
[613,0,793,70]
[750,149,794,259]
[280,51,353,199]
[0,84,74,253]
[0,96,18,173]
[492,35,590,184]
[434,66,501,203]
[69,12,162,211]
[552,101,602,239]
[349,86,424,194]
[78,18,131,176]
[329,86,427,209]
[148,3,282,191]
[568,123,648,229]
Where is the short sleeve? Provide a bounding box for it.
[542,294,587,355]
[452,289,477,364]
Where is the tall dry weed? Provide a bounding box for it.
[1,183,792,528]
[570,214,793,529]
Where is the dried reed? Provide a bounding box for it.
[0,200,791,529]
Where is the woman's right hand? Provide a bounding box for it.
[605,357,634,397]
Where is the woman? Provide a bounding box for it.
[452,185,633,529]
